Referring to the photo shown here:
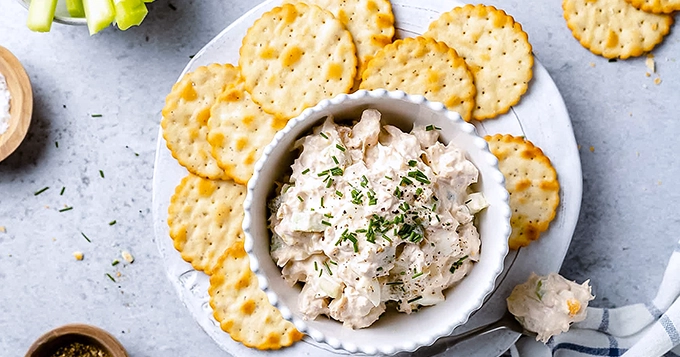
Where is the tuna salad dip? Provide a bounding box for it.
[507,272,594,342]
[269,109,487,329]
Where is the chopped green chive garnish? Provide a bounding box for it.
[360,175,369,188]
[408,170,430,184]
[99,170,105,178]
[329,260,337,265]
[336,144,346,152]
[335,190,343,197]
[81,232,91,243]
[324,213,333,218]
[408,160,417,167]
[332,156,339,164]
[386,281,403,285]
[330,167,343,176]
[325,178,334,188]
[425,125,441,131]
[367,190,377,206]
[412,271,424,279]
[384,175,392,180]
[449,255,468,273]
[320,197,325,207]
[382,234,392,242]
[59,206,73,212]
[321,220,331,226]
[407,296,423,303]
[60,187,65,195]
[302,168,310,175]
[91,114,103,118]
[112,260,120,266]
[319,268,323,277]
[106,273,116,282]
[399,202,410,212]
[297,196,304,202]
[415,187,423,196]
[109,220,117,226]
[431,203,437,212]
[34,187,49,196]
[314,261,318,271]
[318,170,330,177]
[400,176,413,186]
[351,189,363,205]
[323,261,333,275]
[356,229,368,233]
[394,186,402,198]
[320,132,328,139]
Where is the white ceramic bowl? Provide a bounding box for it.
[16,0,87,26]
[243,90,511,355]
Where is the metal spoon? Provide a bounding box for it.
[410,310,531,356]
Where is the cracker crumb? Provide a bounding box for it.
[646,55,655,73]
[121,250,134,263]
[654,77,662,85]
[73,251,84,261]
[0,226,5,233]
[577,144,582,150]
[589,146,595,152]
[116,271,122,278]
[589,62,596,67]
[658,181,662,185]
[645,72,651,77]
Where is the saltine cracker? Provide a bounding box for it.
[625,0,680,14]
[208,79,287,184]
[161,64,239,180]
[239,2,357,118]
[424,4,533,121]
[167,174,246,274]
[485,134,560,250]
[360,37,476,122]
[563,0,673,59]
[209,240,304,349]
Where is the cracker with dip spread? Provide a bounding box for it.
[562,0,673,59]
[209,239,304,349]
[161,63,239,180]
[485,134,560,250]
[282,0,395,89]
[239,2,357,119]
[424,4,533,121]
[625,0,680,13]
[208,78,288,185]
[167,174,246,274]
[360,36,476,122]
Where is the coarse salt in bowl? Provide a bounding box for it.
[243,90,511,355]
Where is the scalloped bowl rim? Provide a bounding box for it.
[243,89,511,355]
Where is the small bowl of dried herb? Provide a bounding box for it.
[25,324,127,357]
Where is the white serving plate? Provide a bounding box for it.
[151,1,582,356]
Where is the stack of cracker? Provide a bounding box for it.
[160,0,565,351]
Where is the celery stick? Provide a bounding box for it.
[26,0,58,32]
[66,0,86,17]
[114,0,148,30]
[82,0,115,35]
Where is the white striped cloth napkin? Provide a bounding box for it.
[510,239,680,357]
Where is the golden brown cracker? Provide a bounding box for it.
[209,240,304,349]
[239,2,357,118]
[208,79,286,185]
[424,4,533,121]
[485,134,560,250]
[562,0,673,59]
[283,0,395,82]
[359,37,476,122]
[625,0,680,14]
[167,174,246,274]
[162,64,240,180]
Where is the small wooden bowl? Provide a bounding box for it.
[0,45,32,163]
[25,324,128,357]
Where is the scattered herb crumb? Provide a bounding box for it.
[109,220,117,226]
[60,187,65,195]
[59,206,73,212]
[34,187,49,196]
[99,170,105,178]
[168,3,177,10]
[91,114,103,118]
[55,141,59,148]
[81,232,91,243]
[112,259,120,266]
[106,273,116,282]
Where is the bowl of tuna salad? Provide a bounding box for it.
[243,89,511,355]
